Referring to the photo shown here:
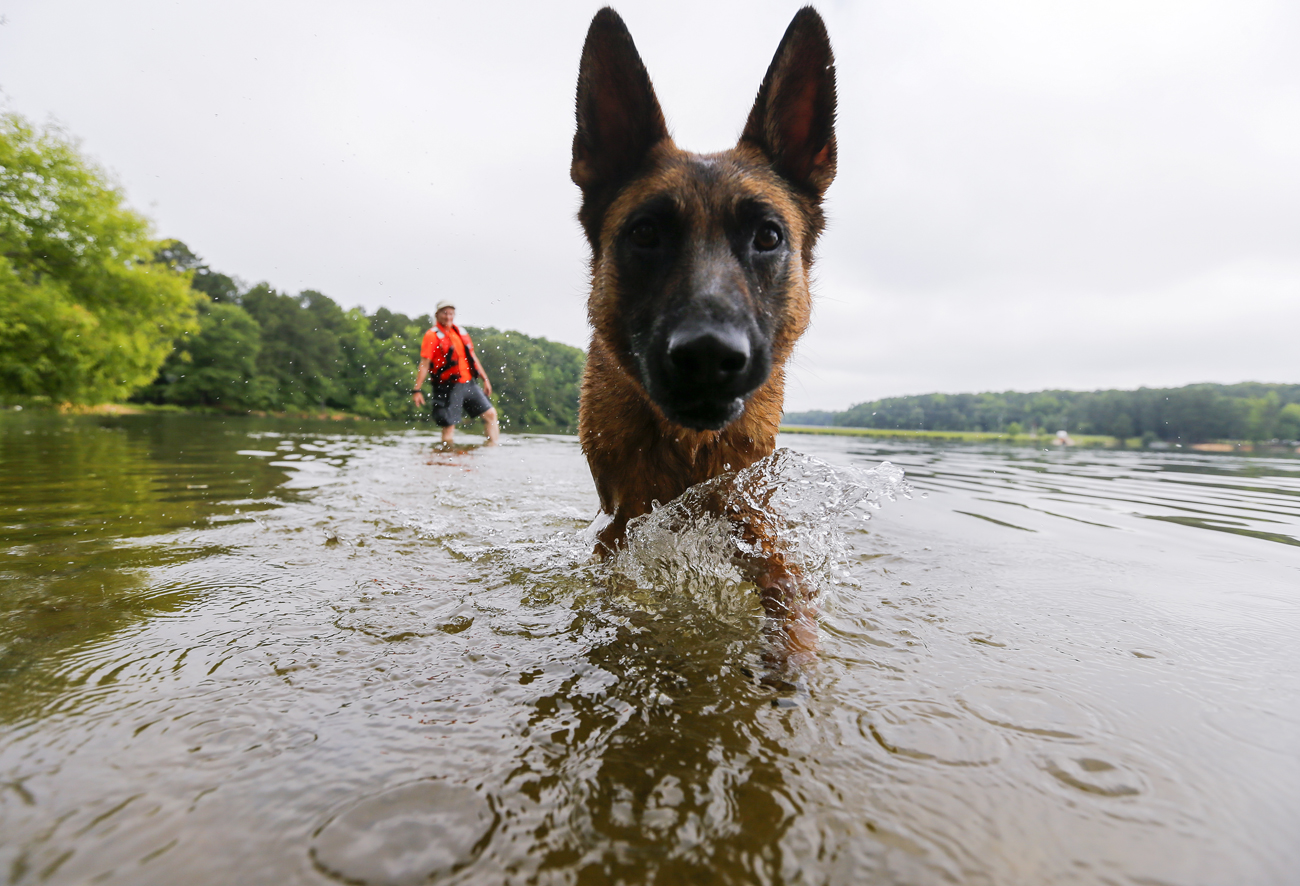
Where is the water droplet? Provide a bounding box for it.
[311,780,494,885]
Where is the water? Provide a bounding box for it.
[1,413,1298,885]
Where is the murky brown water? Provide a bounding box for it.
[2,413,1298,885]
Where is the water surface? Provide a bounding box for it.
[1,413,1297,885]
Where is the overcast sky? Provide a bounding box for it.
[3,0,1297,411]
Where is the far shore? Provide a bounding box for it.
[779,424,1300,454]
[3,406,1294,454]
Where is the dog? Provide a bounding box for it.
[572,7,836,652]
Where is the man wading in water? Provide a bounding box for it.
[412,300,500,446]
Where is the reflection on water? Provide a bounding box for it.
[0,415,295,722]
[1,414,1298,885]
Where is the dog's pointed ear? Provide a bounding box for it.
[740,7,837,196]
[572,8,669,193]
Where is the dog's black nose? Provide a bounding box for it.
[666,325,752,390]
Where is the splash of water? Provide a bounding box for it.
[605,448,911,615]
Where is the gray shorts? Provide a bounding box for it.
[431,381,492,427]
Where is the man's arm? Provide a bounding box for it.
[412,357,431,408]
[470,351,493,399]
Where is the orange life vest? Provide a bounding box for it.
[421,324,480,385]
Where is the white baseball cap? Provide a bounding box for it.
[435,299,455,312]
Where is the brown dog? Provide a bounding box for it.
[572,7,836,647]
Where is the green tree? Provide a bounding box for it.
[802,383,1300,443]
[0,114,197,403]
[240,285,347,409]
[1275,403,1300,442]
[1244,392,1282,443]
[368,306,429,343]
[154,239,241,303]
[469,327,585,432]
[334,307,419,419]
[136,301,265,408]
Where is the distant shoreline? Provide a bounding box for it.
[778,424,1300,455]
[782,382,1300,450]
[5,406,1294,454]
[781,424,1116,445]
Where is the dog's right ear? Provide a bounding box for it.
[571,8,669,194]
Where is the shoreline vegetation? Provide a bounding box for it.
[778,424,1300,454]
[785,383,1300,451]
[6,404,1297,456]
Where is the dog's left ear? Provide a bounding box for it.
[740,7,837,197]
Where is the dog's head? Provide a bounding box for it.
[572,7,836,432]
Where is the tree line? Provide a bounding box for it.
[132,241,584,431]
[1,113,584,432]
[785,384,1300,444]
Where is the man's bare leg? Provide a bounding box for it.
[483,408,500,446]
[440,424,455,445]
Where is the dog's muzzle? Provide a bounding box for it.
[647,319,770,430]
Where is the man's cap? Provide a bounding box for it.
[435,299,455,312]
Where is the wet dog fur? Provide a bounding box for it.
[572,7,836,652]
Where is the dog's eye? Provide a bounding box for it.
[629,220,660,249]
[753,223,783,252]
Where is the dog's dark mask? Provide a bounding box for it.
[572,6,836,432]
[615,182,791,430]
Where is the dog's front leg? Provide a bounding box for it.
[731,513,821,661]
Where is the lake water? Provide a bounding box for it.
[1,413,1298,885]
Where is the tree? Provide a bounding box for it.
[154,239,241,303]
[469,327,585,432]
[135,301,265,408]
[800,383,1300,443]
[240,284,347,409]
[335,307,419,419]
[0,114,197,403]
[1244,392,1282,443]
[368,306,428,343]
[1275,403,1300,442]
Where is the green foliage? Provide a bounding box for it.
[468,327,585,432]
[0,114,198,403]
[1244,392,1281,443]
[132,243,585,430]
[335,307,420,420]
[808,383,1300,443]
[154,239,241,302]
[240,285,349,409]
[135,302,264,408]
[1276,404,1300,442]
[782,410,836,426]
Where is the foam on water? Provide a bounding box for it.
[605,448,912,616]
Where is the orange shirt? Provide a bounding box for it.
[420,324,474,383]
